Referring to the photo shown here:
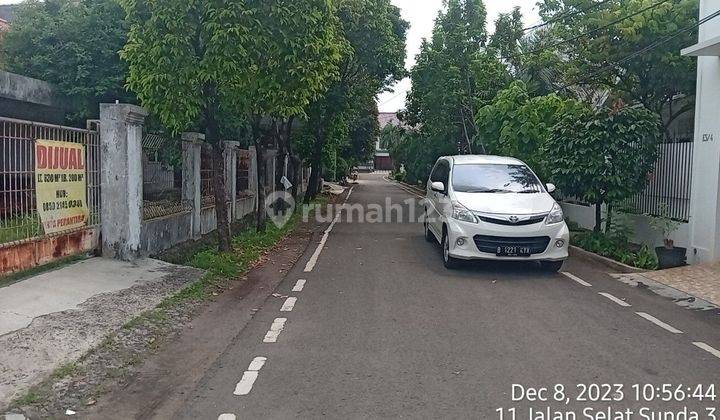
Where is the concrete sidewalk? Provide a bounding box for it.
[0,257,203,407]
[614,263,720,310]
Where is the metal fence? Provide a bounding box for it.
[624,141,693,222]
[237,149,251,197]
[141,133,189,220]
[0,117,101,245]
[200,147,215,206]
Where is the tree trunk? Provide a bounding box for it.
[290,155,301,199]
[605,203,614,235]
[304,130,325,204]
[254,138,267,233]
[594,201,603,233]
[202,85,231,252]
[305,160,322,204]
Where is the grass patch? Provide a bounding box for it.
[51,362,81,380]
[15,391,43,407]
[0,214,41,244]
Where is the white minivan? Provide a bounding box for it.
[424,155,569,271]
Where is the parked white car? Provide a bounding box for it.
[424,155,569,271]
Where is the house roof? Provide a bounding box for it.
[0,5,16,23]
[378,112,402,129]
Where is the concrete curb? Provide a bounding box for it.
[570,245,647,274]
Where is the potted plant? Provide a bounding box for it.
[648,205,686,269]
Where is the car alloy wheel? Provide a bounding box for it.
[442,233,460,269]
[424,214,434,242]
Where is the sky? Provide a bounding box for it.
[0,0,541,113]
[377,0,541,113]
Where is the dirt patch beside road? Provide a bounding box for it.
[0,260,204,411]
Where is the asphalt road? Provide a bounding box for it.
[174,173,720,419]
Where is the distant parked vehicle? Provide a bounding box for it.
[424,155,569,271]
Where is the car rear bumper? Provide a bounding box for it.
[445,218,570,261]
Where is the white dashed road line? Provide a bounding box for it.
[233,357,267,396]
[292,279,306,292]
[636,312,684,334]
[693,342,720,359]
[280,297,297,312]
[598,292,632,307]
[263,318,287,343]
[304,187,354,273]
[561,272,592,287]
[218,414,237,420]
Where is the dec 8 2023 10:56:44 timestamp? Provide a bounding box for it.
[496,383,718,420]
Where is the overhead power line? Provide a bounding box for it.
[505,0,670,61]
[557,8,720,92]
[378,89,406,107]
[523,0,613,32]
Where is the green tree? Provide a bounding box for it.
[121,0,341,248]
[475,80,583,178]
[3,0,132,123]
[300,0,408,202]
[545,103,661,231]
[405,0,509,155]
[488,6,524,70]
[243,0,343,231]
[537,0,698,136]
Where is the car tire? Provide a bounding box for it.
[442,232,461,269]
[540,260,564,272]
[424,215,435,243]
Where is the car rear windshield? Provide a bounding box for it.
[452,164,543,193]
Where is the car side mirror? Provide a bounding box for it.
[431,181,445,193]
[546,183,557,194]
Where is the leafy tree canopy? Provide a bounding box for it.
[545,104,661,230]
[475,80,584,177]
[405,0,509,154]
[537,0,698,131]
[3,0,132,123]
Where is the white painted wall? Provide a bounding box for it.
[686,0,720,263]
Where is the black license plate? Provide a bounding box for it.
[496,246,532,257]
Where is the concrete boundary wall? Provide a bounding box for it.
[99,103,307,260]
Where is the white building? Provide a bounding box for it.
[682,0,720,263]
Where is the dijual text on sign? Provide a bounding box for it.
[35,140,89,234]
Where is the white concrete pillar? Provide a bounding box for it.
[684,0,720,263]
[224,141,239,220]
[99,103,148,261]
[182,132,204,239]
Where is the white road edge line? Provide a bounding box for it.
[263,318,288,343]
[561,272,592,287]
[233,356,267,396]
[280,297,297,312]
[636,312,684,334]
[693,342,720,359]
[304,187,355,272]
[598,292,631,307]
[292,279,306,292]
[384,176,424,198]
[218,414,237,420]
